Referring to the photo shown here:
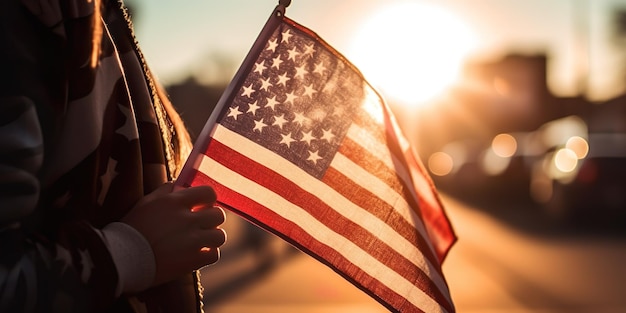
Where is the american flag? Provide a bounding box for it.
[178,8,456,313]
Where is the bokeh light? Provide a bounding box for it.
[428,152,454,176]
[565,136,589,159]
[491,133,517,158]
[554,148,578,173]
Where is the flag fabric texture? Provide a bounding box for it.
[178,8,456,313]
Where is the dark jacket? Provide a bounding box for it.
[0,0,202,312]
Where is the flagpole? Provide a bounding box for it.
[176,3,289,188]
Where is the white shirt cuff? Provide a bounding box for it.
[102,222,155,295]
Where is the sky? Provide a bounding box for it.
[127,0,626,101]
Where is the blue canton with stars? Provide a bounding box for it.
[220,22,365,179]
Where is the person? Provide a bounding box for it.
[0,0,227,312]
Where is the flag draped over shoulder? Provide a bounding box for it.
[177,7,456,313]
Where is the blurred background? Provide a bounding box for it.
[127,0,626,312]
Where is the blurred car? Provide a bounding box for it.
[545,133,626,224]
[541,97,626,225]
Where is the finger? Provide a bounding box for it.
[171,185,217,208]
[192,206,226,228]
[197,228,227,248]
[152,246,221,285]
[189,202,214,213]
[198,247,220,266]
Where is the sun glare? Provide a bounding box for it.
[348,2,476,107]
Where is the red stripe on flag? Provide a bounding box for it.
[338,138,405,192]
[402,141,456,261]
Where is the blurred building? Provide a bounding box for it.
[166,77,225,141]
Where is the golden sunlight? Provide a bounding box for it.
[348,2,476,107]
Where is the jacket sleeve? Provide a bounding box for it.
[0,97,122,312]
[0,1,122,312]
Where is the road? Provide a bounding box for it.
[200,194,626,312]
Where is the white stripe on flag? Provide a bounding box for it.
[346,124,425,221]
[207,125,451,302]
[346,124,396,170]
[197,153,447,313]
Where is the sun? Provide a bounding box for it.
[348,2,476,107]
